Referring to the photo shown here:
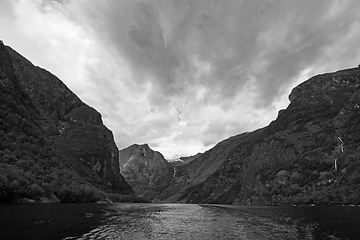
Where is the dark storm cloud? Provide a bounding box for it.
[77,0,360,110]
[78,0,189,100]
[252,1,360,107]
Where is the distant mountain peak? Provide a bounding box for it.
[119,143,174,201]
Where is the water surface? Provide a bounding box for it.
[0,203,359,239]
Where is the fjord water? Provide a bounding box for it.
[0,203,359,240]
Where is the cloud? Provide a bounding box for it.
[0,0,16,21]
[2,0,360,158]
[74,1,359,106]
[0,0,94,96]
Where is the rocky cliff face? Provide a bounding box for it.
[0,42,134,202]
[119,144,174,201]
[157,66,360,205]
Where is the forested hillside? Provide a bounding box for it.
[0,42,137,203]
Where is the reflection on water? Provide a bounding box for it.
[79,204,256,240]
[1,203,360,240]
[76,204,360,240]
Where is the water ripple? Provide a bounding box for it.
[75,204,321,240]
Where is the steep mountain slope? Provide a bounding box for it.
[0,42,135,202]
[159,66,360,205]
[155,131,264,202]
[119,144,174,200]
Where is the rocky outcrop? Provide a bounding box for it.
[0,42,134,202]
[119,144,174,201]
[157,66,360,205]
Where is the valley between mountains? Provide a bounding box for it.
[1,42,360,205]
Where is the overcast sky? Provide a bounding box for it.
[1,0,360,159]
